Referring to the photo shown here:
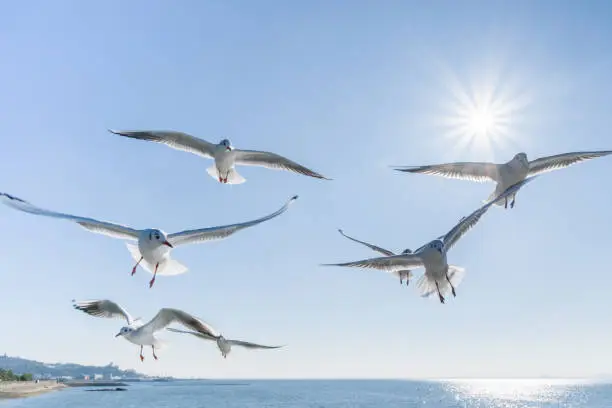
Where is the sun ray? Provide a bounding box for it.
[429,64,531,161]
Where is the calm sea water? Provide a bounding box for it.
[2,379,612,407]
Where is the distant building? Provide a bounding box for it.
[93,374,103,380]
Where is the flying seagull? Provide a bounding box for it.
[72,299,216,362]
[392,150,612,208]
[337,229,414,286]
[109,129,330,184]
[1,192,298,288]
[167,327,283,359]
[322,177,537,304]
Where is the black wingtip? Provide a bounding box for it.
[0,192,27,203]
[290,195,299,201]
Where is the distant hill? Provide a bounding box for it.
[0,354,150,380]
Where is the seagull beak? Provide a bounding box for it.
[115,333,122,338]
[163,240,174,248]
[225,146,232,151]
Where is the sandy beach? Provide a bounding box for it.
[0,381,66,399]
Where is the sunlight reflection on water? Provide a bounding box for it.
[441,378,591,407]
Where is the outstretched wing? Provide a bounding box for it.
[72,299,133,325]
[321,253,424,272]
[442,177,538,252]
[393,162,499,183]
[168,195,298,247]
[337,229,395,256]
[233,149,330,180]
[166,328,282,350]
[109,129,216,159]
[227,339,283,350]
[140,308,219,337]
[166,327,217,341]
[0,193,139,241]
[528,151,612,177]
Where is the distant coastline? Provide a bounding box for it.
[0,381,66,399]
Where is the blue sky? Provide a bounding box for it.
[1,0,612,379]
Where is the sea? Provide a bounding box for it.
[2,379,612,407]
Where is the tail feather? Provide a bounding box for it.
[125,243,188,276]
[417,266,466,299]
[207,166,246,184]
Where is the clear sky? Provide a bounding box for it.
[1,0,612,380]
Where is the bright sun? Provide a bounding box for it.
[467,106,496,136]
[436,77,528,157]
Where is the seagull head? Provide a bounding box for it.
[401,248,412,254]
[219,139,233,151]
[115,326,132,338]
[514,152,528,166]
[146,229,173,248]
[429,240,444,253]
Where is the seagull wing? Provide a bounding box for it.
[167,195,298,247]
[337,229,395,256]
[109,129,216,159]
[442,177,538,252]
[0,193,139,241]
[321,253,424,272]
[226,339,284,350]
[166,327,217,341]
[72,299,133,325]
[233,149,330,180]
[393,162,499,183]
[140,308,220,337]
[528,150,612,177]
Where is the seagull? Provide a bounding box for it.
[337,229,414,286]
[166,327,283,359]
[108,129,330,184]
[0,192,298,288]
[72,299,217,362]
[392,150,612,209]
[322,177,536,304]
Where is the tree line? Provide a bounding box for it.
[0,369,33,381]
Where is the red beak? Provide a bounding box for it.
[225,146,231,151]
[164,241,174,248]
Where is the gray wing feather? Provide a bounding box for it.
[109,129,216,158]
[528,151,612,177]
[166,327,217,341]
[0,193,139,241]
[141,308,219,337]
[72,299,133,325]
[234,149,330,180]
[442,177,538,252]
[393,162,499,183]
[168,195,298,247]
[321,253,424,272]
[227,339,283,350]
[337,229,395,256]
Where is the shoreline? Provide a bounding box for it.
[0,381,66,399]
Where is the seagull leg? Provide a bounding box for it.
[435,282,445,304]
[446,273,456,297]
[510,195,516,209]
[139,346,144,362]
[152,346,158,361]
[149,263,159,288]
[132,256,143,276]
[504,196,508,209]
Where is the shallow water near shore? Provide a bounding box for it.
[1,379,612,407]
